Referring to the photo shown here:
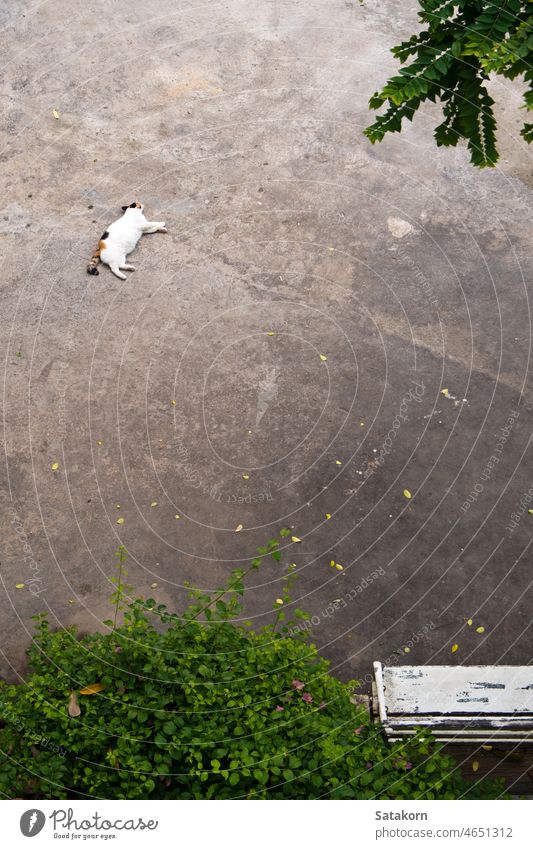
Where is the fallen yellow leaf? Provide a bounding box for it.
[151,582,158,589]
[51,462,59,471]
[481,745,493,751]
[235,524,243,533]
[403,489,412,499]
[266,331,276,336]
[529,509,533,515]
[319,354,327,361]
[335,563,343,571]
[359,421,365,427]
[242,474,249,480]
[79,683,104,695]
[476,626,485,634]
[291,536,301,543]
[451,644,459,653]
[325,513,331,520]
[116,517,125,525]
[403,647,410,653]
[68,691,81,717]
[68,599,75,604]
[151,501,158,507]
[467,618,473,626]
[96,439,103,446]
[335,460,342,465]
[171,400,176,406]
[330,560,335,567]
[15,583,25,589]
[275,598,283,605]
[441,388,449,396]
[472,760,479,772]
[174,514,180,519]
[52,109,60,119]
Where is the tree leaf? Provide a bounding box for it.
[68,691,81,717]
[79,683,104,695]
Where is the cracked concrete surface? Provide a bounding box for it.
[1,0,532,685]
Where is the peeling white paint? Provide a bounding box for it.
[373,663,533,742]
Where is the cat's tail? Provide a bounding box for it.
[86,249,101,275]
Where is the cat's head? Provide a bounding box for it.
[121,201,144,212]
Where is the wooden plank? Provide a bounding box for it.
[382,666,533,715]
[386,716,533,729]
[373,660,387,723]
[386,730,533,743]
[372,663,533,744]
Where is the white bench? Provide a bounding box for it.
[372,662,533,744]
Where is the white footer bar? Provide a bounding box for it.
[2,799,531,848]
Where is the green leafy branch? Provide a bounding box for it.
[104,545,133,631]
[365,0,532,166]
[131,527,308,630]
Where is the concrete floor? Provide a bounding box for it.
[1,0,532,687]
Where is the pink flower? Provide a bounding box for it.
[302,692,313,703]
[319,701,326,710]
[366,762,373,769]
[275,705,284,712]
[292,679,305,690]
[353,725,364,734]
[405,762,412,770]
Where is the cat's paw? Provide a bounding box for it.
[158,223,167,232]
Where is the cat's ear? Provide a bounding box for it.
[121,205,128,212]
[130,202,137,208]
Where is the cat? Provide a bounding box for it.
[87,202,167,279]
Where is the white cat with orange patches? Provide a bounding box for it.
[87,201,167,279]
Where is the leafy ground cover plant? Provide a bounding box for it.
[0,533,504,799]
[365,0,532,166]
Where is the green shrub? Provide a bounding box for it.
[0,535,504,799]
